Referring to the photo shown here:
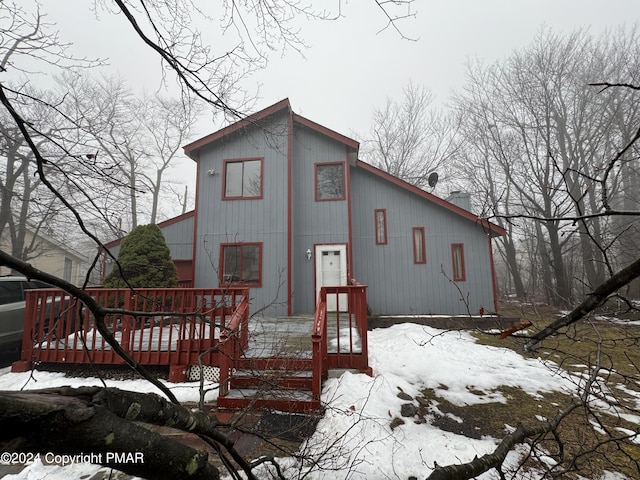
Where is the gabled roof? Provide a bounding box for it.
[355,160,507,237]
[183,99,359,159]
[103,210,196,249]
[182,99,504,236]
[1,219,90,262]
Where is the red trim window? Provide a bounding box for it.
[374,209,387,245]
[223,158,263,199]
[220,243,262,287]
[412,227,426,264]
[315,162,345,201]
[452,243,466,281]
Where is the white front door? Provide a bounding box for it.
[315,245,348,312]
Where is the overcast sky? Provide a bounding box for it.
[36,1,640,209]
[41,1,639,133]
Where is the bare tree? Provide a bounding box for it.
[453,26,640,305]
[7,2,639,479]
[0,1,424,479]
[0,1,102,263]
[57,72,199,230]
[423,28,640,478]
[138,94,200,223]
[361,82,461,190]
[422,88,640,479]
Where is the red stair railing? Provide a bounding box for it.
[218,292,250,397]
[312,296,328,401]
[311,281,371,403]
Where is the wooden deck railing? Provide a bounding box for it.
[218,299,250,397]
[17,287,250,370]
[311,282,371,401]
[312,299,328,401]
[15,283,368,413]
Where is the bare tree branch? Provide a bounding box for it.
[525,255,640,350]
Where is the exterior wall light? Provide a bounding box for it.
[306,248,312,260]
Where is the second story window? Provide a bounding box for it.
[223,158,263,199]
[315,162,345,201]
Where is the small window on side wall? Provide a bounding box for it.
[223,158,263,199]
[412,227,426,264]
[315,163,345,201]
[374,209,387,245]
[452,243,466,281]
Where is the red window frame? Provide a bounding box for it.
[451,243,466,281]
[219,242,263,287]
[412,227,426,264]
[314,162,346,201]
[222,158,264,200]
[374,209,387,245]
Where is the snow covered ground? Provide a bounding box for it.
[0,322,635,479]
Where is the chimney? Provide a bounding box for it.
[446,191,471,212]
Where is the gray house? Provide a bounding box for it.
[105,99,505,316]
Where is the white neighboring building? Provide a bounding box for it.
[0,226,96,286]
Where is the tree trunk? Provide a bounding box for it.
[617,156,640,297]
[0,388,220,480]
[130,160,138,229]
[502,231,526,299]
[526,254,640,349]
[535,221,554,304]
[546,219,571,305]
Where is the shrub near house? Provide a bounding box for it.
[103,224,178,288]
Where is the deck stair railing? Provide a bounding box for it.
[318,281,370,373]
[216,281,370,413]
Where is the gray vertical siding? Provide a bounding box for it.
[291,124,350,313]
[193,112,290,316]
[350,167,495,315]
[160,214,195,259]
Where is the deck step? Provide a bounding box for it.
[230,369,313,390]
[219,354,319,413]
[235,356,313,371]
[217,388,320,413]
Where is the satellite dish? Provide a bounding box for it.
[428,172,439,188]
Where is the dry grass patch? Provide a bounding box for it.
[462,302,640,478]
[420,383,640,478]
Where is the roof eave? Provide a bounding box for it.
[355,160,507,237]
[183,98,292,159]
[103,210,196,249]
[292,113,360,151]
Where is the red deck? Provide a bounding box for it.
[13,284,371,413]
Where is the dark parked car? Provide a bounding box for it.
[0,276,54,351]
